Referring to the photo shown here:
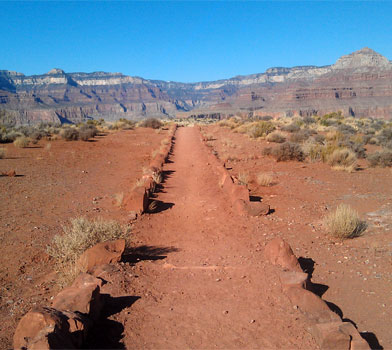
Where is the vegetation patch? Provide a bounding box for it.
[323,204,367,239]
[327,148,357,172]
[139,118,163,129]
[257,172,274,186]
[270,142,305,162]
[47,217,131,284]
[13,136,30,148]
[368,150,392,167]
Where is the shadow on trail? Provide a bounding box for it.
[85,295,140,349]
[122,245,180,264]
[298,256,383,349]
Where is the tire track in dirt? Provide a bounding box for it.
[122,126,317,349]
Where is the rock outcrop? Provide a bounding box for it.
[1,47,392,125]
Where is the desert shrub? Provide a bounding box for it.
[0,147,5,159]
[238,172,249,186]
[258,115,273,121]
[60,127,79,141]
[266,131,286,143]
[281,123,300,133]
[327,148,357,172]
[368,150,392,167]
[139,118,163,129]
[368,137,378,145]
[1,130,22,143]
[338,124,356,135]
[47,217,130,283]
[247,121,275,138]
[323,204,366,239]
[29,130,45,143]
[118,118,136,130]
[13,136,30,148]
[289,130,311,143]
[307,143,324,162]
[257,173,273,186]
[326,130,345,142]
[218,119,239,129]
[78,124,98,141]
[271,142,305,162]
[313,134,325,144]
[262,146,272,156]
[303,116,316,124]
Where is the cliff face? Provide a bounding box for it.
[1,47,392,125]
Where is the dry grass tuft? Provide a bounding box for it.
[257,172,274,186]
[152,171,163,184]
[323,204,367,239]
[114,192,124,207]
[266,131,286,143]
[238,172,249,186]
[47,217,131,284]
[13,136,30,148]
[328,148,357,172]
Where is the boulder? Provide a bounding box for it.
[264,238,302,271]
[339,322,370,350]
[76,239,125,273]
[13,307,88,350]
[279,270,309,291]
[52,273,104,321]
[233,199,270,216]
[124,186,149,214]
[309,322,351,350]
[286,286,341,323]
[230,184,249,203]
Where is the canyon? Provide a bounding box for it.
[1,47,392,125]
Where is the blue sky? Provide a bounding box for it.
[1,1,392,82]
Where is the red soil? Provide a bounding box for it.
[0,128,165,348]
[115,127,316,349]
[1,124,390,349]
[202,124,392,349]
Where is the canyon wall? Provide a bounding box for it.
[1,48,392,125]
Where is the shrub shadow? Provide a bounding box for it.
[122,245,179,264]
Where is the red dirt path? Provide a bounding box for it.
[115,126,317,349]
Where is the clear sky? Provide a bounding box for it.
[1,1,392,82]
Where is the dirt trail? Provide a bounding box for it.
[121,127,316,349]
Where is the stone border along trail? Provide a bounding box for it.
[124,126,370,349]
[13,125,371,349]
